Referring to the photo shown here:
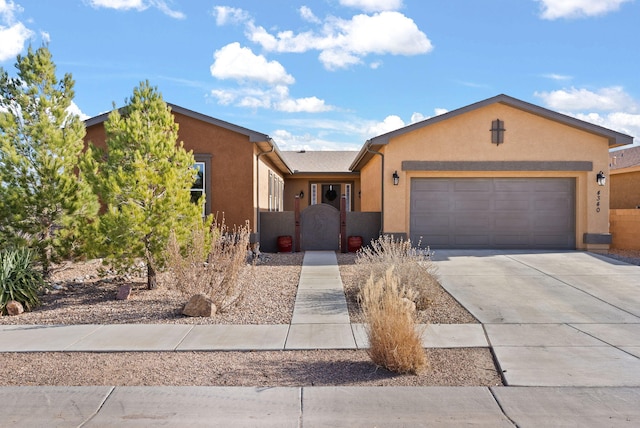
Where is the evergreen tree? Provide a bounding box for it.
[82,81,203,289]
[0,46,98,276]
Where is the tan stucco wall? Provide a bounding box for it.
[283,175,361,211]
[360,154,383,212]
[610,170,640,209]
[377,103,611,250]
[610,209,640,249]
[85,111,260,231]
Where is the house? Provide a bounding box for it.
[85,104,294,243]
[351,94,632,250]
[608,145,640,250]
[609,145,640,209]
[84,94,633,252]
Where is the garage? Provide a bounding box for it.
[410,178,576,249]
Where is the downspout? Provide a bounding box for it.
[366,141,384,234]
[256,141,275,240]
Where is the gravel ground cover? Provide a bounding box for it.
[4,249,634,387]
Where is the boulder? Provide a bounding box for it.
[183,293,217,317]
[6,300,24,316]
[116,284,132,300]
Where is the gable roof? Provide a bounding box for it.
[610,145,640,172]
[281,151,359,174]
[350,94,635,171]
[84,102,293,174]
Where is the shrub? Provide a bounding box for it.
[361,267,428,374]
[356,235,439,310]
[0,247,43,313]
[165,219,254,312]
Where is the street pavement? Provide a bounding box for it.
[0,250,638,426]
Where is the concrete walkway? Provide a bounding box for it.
[1,250,639,426]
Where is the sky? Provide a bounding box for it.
[1,0,638,151]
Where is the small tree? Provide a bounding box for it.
[82,81,203,289]
[0,46,98,276]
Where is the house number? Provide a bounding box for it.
[596,190,601,213]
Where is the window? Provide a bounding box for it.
[191,162,205,216]
[268,170,284,212]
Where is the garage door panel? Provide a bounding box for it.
[495,199,530,210]
[410,178,575,249]
[413,214,450,228]
[455,199,491,211]
[455,235,491,246]
[494,234,531,246]
[413,179,450,192]
[453,180,491,192]
[494,215,531,230]
[455,214,490,230]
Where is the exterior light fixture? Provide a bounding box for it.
[490,119,506,145]
[298,190,304,199]
[596,171,606,186]
[392,170,400,186]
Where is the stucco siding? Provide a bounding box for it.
[380,103,611,250]
[610,171,640,209]
[610,209,640,250]
[360,154,382,212]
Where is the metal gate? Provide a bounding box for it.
[300,203,340,251]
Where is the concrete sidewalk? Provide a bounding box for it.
[1,250,639,426]
[1,385,639,427]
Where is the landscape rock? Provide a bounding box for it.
[116,284,132,300]
[183,293,217,317]
[6,300,24,316]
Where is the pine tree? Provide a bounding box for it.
[82,81,203,289]
[0,46,98,276]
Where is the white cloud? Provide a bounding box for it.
[67,101,90,121]
[210,85,333,113]
[0,21,32,61]
[535,87,639,112]
[213,6,250,26]
[299,6,321,24]
[247,11,432,70]
[272,128,360,151]
[542,73,572,81]
[574,112,640,139]
[276,96,331,113]
[0,0,32,62]
[87,0,185,19]
[535,87,640,138]
[339,0,404,12]
[536,0,632,19]
[87,0,146,11]
[210,42,295,86]
[366,114,405,137]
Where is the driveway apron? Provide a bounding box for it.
[433,250,640,387]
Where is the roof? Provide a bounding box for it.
[281,151,359,174]
[610,145,640,172]
[84,102,293,174]
[350,94,635,171]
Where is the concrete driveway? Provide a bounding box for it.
[432,250,640,387]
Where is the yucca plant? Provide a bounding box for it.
[0,247,44,314]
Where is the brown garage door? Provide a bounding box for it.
[410,178,576,249]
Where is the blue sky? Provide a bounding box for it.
[1,0,638,150]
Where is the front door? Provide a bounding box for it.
[321,184,341,210]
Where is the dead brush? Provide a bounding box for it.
[361,267,428,374]
[165,219,254,312]
[356,235,439,310]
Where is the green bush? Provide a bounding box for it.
[0,247,43,313]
